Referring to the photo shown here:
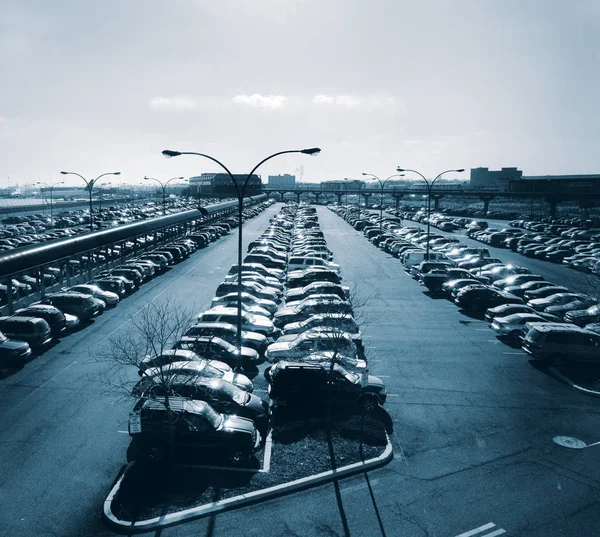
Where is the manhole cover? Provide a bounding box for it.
[553,436,587,449]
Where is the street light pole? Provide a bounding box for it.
[60,171,121,232]
[143,176,185,215]
[162,147,321,351]
[361,173,405,234]
[36,180,64,229]
[397,167,464,259]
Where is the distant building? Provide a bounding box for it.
[189,173,262,197]
[189,174,217,196]
[469,167,523,192]
[268,174,296,188]
[509,174,600,194]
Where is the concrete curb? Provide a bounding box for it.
[548,366,600,397]
[103,435,393,534]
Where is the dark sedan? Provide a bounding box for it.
[455,287,523,312]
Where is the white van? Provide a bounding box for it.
[402,250,449,268]
[287,256,341,274]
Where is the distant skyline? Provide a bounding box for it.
[2,0,599,186]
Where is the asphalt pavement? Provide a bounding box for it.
[1,204,600,537]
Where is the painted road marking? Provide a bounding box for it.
[259,431,273,473]
[503,351,526,355]
[117,430,128,434]
[454,522,506,537]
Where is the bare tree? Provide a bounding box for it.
[98,299,203,465]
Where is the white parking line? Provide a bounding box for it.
[387,393,399,397]
[117,430,128,434]
[503,352,526,355]
[454,522,507,537]
[259,430,273,473]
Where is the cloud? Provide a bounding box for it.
[312,94,335,104]
[232,94,287,109]
[312,94,395,108]
[312,94,360,107]
[148,96,198,110]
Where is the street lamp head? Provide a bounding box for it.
[361,172,368,176]
[396,168,405,172]
[60,171,69,175]
[300,147,321,156]
[112,172,121,176]
[456,169,465,173]
[162,149,182,158]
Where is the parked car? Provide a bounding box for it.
[265,361,386,412]
[211,292,277,315]
[265,330,360,364]
[490,313,554,338]
[179,322,267,354]
[13,304,69,337]
[0,331,32,365]
[69,284,120,307]
[485,303,560,323]
[528,293,592,312]
[523,286,570,301]
[286,256,341,274]
[285,282,349,303]
[455,287,523,312]
[274,296,353,328]
[197,307,277,337]
[564,304,600,327]
[287,269,342,289]
[129,398,261,463]
[0,316,53,348]
[92,276,129,296]
[133,376,269,431]
[174,336,259,365]
[139,357,253,392]
[521,322,600,365]
[39,292,104,320]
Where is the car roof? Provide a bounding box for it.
[524,322,592,333]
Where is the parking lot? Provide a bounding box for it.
[1,203,600,537]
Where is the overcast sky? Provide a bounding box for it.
[1,0,599,187]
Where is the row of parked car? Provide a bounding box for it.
[0,198,206,253]
[452,217,600,276]
[128,202,387,465]
[332,205,600,367]
[0,203,272,368]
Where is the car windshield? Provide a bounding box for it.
[0,332,7,343]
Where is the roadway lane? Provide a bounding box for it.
[0,204,280,537]
[153,206,600,537]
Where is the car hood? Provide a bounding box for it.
[64,313,80,326]
[266,341,293,353]
[275,307,295,318]
[367,375,385,389]
[0,339,30,351]
[239,347,259,360]
[221,415,256,434]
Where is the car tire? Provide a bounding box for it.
[360,395,378,413]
